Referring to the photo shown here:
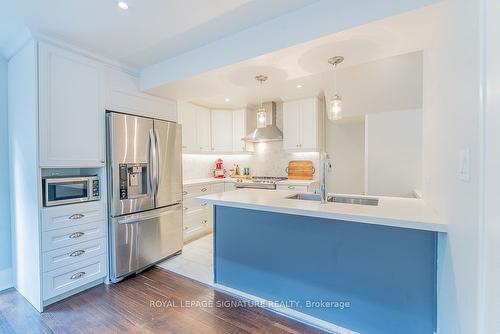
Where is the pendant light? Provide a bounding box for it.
[255,75,268,128]
[328,56,344,121]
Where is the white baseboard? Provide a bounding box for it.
[213,283,358,334]
[0,268,13,291]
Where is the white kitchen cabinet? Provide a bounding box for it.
[178,102,211,152]
[232,109,247,152]
[178,102,198,151]
[197,107,212,152]
[283,97,321,152]
[211,110,233,152]
[38,43,105,167]
[182,182,222,242]
[104,68,177,122]
[224,182,238,191]
[276,184,309,192]
[276,180,319,192]
[179,103,252,154]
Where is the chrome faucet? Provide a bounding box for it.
[319,152,332,204]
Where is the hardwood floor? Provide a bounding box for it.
[0,267,326,334]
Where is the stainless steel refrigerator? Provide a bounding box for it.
[106,111,183,282]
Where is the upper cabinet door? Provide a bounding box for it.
[283,98,319,152]
[232,109,247,152]
[299,98,319,150]
[282,100,301,150]
[211,110,233,152]
[39,43,105,167]
[177,102,198,152]
[195,106,212,152]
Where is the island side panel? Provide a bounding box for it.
[213,205,437,334]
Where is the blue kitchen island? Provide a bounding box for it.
[198,189,446,334]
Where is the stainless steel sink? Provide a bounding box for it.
[286,193,322,201]
[330,195,379,206]
[286,193,379,206]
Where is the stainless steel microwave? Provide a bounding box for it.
[43,176,100,207]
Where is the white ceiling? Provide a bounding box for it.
[0,0,318,67]
[145,5,441,109]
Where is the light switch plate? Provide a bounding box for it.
[458,148,470,181]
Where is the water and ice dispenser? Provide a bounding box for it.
[119,163,148,199]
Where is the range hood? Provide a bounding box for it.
[244,101,283,142]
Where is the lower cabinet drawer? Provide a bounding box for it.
[42,220,105,252]
[42,201,105,231]
[43,254,106,300]
[276,184,309,192]
[42,238,106,272]
[183,198,210,214]
[183,210,211,241]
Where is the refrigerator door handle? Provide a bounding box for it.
[116,205,182,224]
[154,128,161,199]
[148,129,157,197]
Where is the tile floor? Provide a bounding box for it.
[157,233,214,285]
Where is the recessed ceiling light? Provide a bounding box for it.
[296,84,303,88]
[117,1,129,10]
[224,97,230,102]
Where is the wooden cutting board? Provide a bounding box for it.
[287,160,315,180]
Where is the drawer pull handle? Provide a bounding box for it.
[70,250,85,257]
[182,191,188,195]
[288,186,296,189]
[184,226,189,230]
[201,219,208,224]
[70,272,86,280]
[69,232,85,239]
[184,207,189,211]
[201,203,208,207]
[201,188,207,192]
[69,214,85,220]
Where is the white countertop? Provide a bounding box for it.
[276,179,319,186]
[197,189,446,233]
[183,177,238,185]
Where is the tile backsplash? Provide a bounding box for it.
[183,142,319,180]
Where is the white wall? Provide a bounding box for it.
[182,154,254,180]
[0,55,12,290]
[422,1,481,333]
[365,109,422,197]
[481,0,500,332]
[327,119,365,194]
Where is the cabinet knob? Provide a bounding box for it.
[288,186,296,189]
[70,272,86,280]
[182,191,188,195]
[201,188,207,192]
[69,214,85,220]
[201,203,208,207]
[184,226,189,230]
[69,232,85,239]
